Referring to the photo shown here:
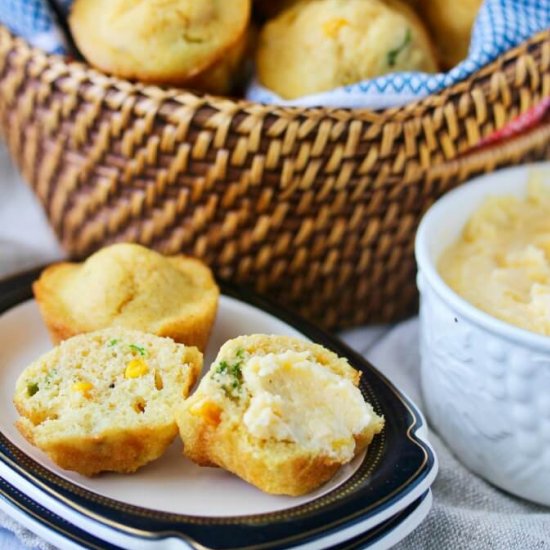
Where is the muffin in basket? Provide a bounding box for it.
[14,328,202,476]
[33,243,219,351]
[177,334,384,495]
[256,0,437,99]
[69,0,251,90]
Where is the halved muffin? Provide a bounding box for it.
[14,328,202,476]
[33,243,219,351]
[177,334,384,495]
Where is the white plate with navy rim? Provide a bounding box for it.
[0,475,432,550]
[0,268,437,550]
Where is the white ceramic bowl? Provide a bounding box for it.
[415,162,550,506]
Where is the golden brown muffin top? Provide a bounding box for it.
[70,0,251,84]
[35,243,218,335]
[257,0,437,99]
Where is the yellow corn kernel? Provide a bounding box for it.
[125,358,149,379]
[72,381,93,397]
[189,400,221,426]
[322,18,349,38]
[282,360,293,370]
[331,438,349,451]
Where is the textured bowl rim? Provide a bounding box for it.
[415,161,550,353]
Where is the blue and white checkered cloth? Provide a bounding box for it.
[0,0,548,108]
[0,0,72,55]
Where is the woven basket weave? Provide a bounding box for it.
[0,26,548,330]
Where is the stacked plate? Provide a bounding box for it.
[0,270,437,550]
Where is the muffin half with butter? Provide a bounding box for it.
[14,328,202,476]
[177,334,384,495]
[33,243,219,351]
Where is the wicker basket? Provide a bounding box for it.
[0,26,548,330]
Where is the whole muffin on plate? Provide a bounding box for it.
[14,328,202,476]
[177,334,384,495]
[33,243,219,351]
[69,0,251,88]
[256,0,437,99]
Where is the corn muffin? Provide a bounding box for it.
[69,0,251,87]
[256,0,437,99]
[33,243,219,351]
[418,0,482,69]
[14,328,202,476]
[177,334,384,495]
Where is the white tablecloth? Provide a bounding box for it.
[1,143,549,550]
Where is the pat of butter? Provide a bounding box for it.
[439,178,550,336]
[242,351,372,460]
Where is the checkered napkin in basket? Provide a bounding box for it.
[0,0,71,55]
